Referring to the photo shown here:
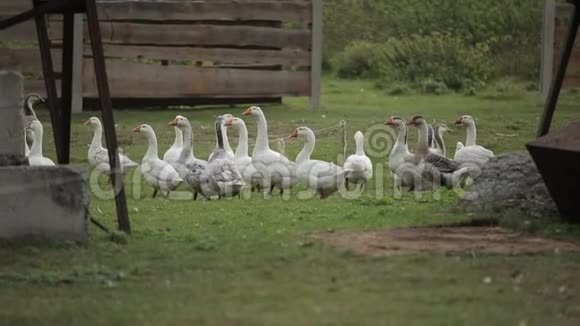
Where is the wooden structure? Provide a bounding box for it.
[0,0,131,233]
[541,0,580,98]
[0,0,323,110]
[528,0,580,223]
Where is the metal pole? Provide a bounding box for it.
[85,0,131,234]
[537,2,580,137]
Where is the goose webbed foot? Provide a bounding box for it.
[269,184,275,196]
[152,189,159,198]
[193,192,198,201]
[165,191,170,199]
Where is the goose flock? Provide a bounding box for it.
[21,96,494,200]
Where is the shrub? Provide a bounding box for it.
[332,41,389,79]
[382,33,496,90]
[420,79,449,95]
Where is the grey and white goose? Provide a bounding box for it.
[398,115,472,191]
[200,116,245,199]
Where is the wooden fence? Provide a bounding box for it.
[0,0,322,110]
[541,0,580,98]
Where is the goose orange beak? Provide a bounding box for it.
[168,119,178,126]
[455,117,463,125]
[83,119,91,125]
[385,117,394,126]
[288,129,298,139]
[242,107,252,116]
[406,117,415,125]
[132,125,142,132]
[225,119,234,127]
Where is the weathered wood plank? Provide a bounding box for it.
[3,0,311,21]
[73,23,311,49]
[23,79,62,96]
[0,48,62,73]
[563,77,580,88]
[97,1,312,22]
[86,45,311,66]
[0,20,37,41]
[309,0,322,109]
[82,60,310,97]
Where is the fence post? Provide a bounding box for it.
[310,0,323,110]
[541,0,556,102]
[71,13,84,113]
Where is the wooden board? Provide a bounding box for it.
[88,45,311,66]
[63,23,311,49]
[23,79,62,96]
[0,48,62,73]
[0,0,312,22]
[563,77,580,88]
[0,20,37,41]
[97,1,312,23]
[82,60,310,97]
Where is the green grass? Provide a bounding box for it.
[2,79,580,325]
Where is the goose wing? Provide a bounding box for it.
[424,153,460,173]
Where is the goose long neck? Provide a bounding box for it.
[144,130,159,159]
[417,121,429,147]
[222,125,232,153]
[296,130,315,164]
[90,122,104,150]
[235,122,249,159]
[355,134,365,155]
[396,123,408,146]
[216,121,224,149]
[173,127,183,148]
[466,121,477,146]
[179,123,195,162]
[254,113,270,151]
[30,124,43,156]
[435,129,446,157]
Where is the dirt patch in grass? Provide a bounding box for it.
[312,227,580,256]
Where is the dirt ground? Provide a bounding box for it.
[312,227,580,256]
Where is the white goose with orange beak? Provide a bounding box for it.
[26,119,55,166]
[132,124,182,198]
[85,116,138,174]
[169,115,208,200]
[289,126,347,199]
[454,115,494,169]
[224,116,264,192]
[242,106,297,196]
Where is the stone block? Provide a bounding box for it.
[0,70,26,163]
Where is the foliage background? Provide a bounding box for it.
[323,0,544,89]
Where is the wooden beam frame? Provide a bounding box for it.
[310,0,322,110]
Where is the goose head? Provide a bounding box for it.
[406,115,427,127]
[168,115,189,130]
[435,123,453,134]
[132,124,154,136]
[288,126,314,140]
[242,105,262,116]
[384,116,406,128]
[224,117,244,128]
[24,94,44,116]
[455,115,475,127]
[83,116,102,129]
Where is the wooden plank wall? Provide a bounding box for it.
[0,0,318,107]
[542,1,580,97]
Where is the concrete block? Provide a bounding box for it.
[0,166,90,242]
[0,70,26,162]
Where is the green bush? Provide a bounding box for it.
[332,41,389,79]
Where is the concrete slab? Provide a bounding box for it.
[0,166,90,242]
[0,70,26,164]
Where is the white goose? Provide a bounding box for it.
[169,115,208,200]
[429,124,452,157]
[26,119,55,166]
[385,116,414,190]
[224,116,264,191]
[201,117,245,199]
[289,126,347,199]
[24,128,34,157]
[163,127,184,170]
[208,114,234,161]
[84,117,138,174]
[132,124,182,198]
[343,131,372,190]
[242,106,297,195]
[454,115,494,169]
[22,94,43,157]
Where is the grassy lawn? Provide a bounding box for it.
[2,79,580,325]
